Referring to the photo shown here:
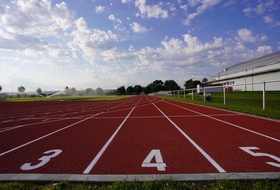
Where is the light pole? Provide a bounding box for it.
[11,85,13,97]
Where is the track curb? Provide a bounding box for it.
[0,172,280,182]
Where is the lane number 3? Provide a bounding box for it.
[21,149,62,170]
[240,147,280,168]
[141,149,166,171]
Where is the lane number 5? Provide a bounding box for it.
[240,147,280,168]
[21,149,62,170]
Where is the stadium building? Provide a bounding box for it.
[211,51,280,91]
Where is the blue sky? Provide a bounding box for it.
[0,0,280,92]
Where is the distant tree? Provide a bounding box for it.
[0,85,2,92]
[18,86,26,93]
[96,87,104,95]
[202,78,208,83]
[85,88,95,96]
[163,80,181,91]
[143,85,151,94]
[134,85,143,94]
[184,79,201,89]
[117,86,126,95]
[71,87,77,96]
[126,86,134,94]
[64,86,71,95]
[148,80,163,92]
[36,87,42,94]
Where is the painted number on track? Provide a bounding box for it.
[21,149,62,170]
[240,147,280,168]
[141,149,166,171]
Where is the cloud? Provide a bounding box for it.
[180,4,188,11]
[130,22,148,33]
[0,0,75,54]
[243,0,277,16]
[183,0,221,25]
[263,15,280,27]
[68,17,119,66]
[135,0,169,19]
[236,28,268,43]
[95,5,105,13]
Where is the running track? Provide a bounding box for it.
[0,95,279,181]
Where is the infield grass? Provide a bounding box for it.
[163,91,280,120]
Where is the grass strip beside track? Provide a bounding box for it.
[0,178,280,190]
[5,95,134,102]
[162,91,280,120]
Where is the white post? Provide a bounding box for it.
[192,89,194,100]
[178,90,179,98]
[184,89,185,99]
[223,85,226,105]
[204,87,206,102]
[263,82,266,110]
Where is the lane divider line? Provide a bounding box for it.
[83,96,142,174]
[164,100,280,143]
[147,96,226,173]
[0,112,103,157]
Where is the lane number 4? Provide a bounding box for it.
[240,147,280,168]
[21,149,62,170]
[141,149,166,171]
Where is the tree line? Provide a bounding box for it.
[116,78,208,95]
[0,78,208,96]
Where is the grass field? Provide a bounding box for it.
[164,91,280,120]
[0,178,279,190]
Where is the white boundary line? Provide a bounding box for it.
[147,96,226,173]
[0,112,102,157]
[163,99,280,143]
[83,97,142,174]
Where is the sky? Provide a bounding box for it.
[0,0,280,92]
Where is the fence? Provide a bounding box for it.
[159,79,280,110]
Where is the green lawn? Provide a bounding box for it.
[164,91,280,120]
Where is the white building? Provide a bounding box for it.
[211,51,280,91]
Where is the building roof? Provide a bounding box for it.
[212,51,280,80]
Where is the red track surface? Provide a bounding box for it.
[0,95,280,175]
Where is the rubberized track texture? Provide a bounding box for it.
[0,95,279,181]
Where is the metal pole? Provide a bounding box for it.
[184,89,185,99]
[178,90,179,98]
[263,82,266,110]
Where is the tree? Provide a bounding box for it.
[143,85,151,94]
[202,78,208,83]
[117,86,126,95]
[163,80,181,91]
[126,86,134,94]
[148,80,163,92]
[96,87,104,95]
[18,86,26,93]
[0,85,2,92]
[36,87,42,94]
[71,87,77,96]
[85,88,95,96]
[134,85,143,94]
[184,79,201,89]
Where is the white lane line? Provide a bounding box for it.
[0,112,102,157]
[148,97,226,173]
[164,100,280,143]
[83,97,142,174]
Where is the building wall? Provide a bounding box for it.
[212,70,280,91]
